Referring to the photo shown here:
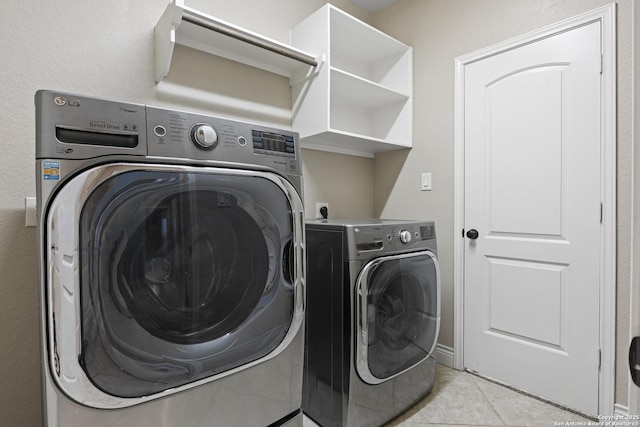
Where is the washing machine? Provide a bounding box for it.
[303,219,440,427]
[35,90,306,427]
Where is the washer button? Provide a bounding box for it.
[153,125,166,137]
[237,136,247,146]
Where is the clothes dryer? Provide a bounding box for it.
[303,219,440,427]
[35,90,305,427]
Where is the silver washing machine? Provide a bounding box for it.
[303,219,440,427]
[35,90,306,427]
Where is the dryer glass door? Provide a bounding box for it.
[45,164,304,408]
[356,251,440,384]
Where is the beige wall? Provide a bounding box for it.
[373,0,633,409]
[302,150,375,218]
[0,0,634,425]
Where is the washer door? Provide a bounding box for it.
[45,164,304,408]
[355,251,440,384]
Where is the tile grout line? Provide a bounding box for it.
[465,369,597,422]
[467,371,508,427]
[428,367,507,427]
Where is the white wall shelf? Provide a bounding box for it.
[291,4,412,157]
[154,0,321,83]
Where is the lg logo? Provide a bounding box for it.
[54,96,80,107]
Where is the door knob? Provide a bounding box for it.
[466,229,479,239]
[630,337,640,387]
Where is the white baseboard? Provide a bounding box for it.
[614,403,629,416]
[435,343,455,369]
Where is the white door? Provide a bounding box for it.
[463,22,602,415]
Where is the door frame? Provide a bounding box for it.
[629,0,640,416]
[453,4,616,415]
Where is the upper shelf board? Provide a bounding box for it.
[154,0,321,82]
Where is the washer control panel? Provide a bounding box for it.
[35,90,301,179]
[252,130,295,158]
[145,105,301,177]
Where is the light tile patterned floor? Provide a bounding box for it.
[304,364,592,426]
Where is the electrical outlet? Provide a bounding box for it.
[315,202,329,219]
[25,197,37,227]
[421,173,432,191]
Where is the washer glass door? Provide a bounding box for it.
[356,251,440,384]
[46,164,304,407]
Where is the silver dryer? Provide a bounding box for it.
[303,219,441,427]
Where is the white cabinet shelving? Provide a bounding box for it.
[154,0,320,82]
[291,4,412,157]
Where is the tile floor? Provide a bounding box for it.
[303,364,593,427]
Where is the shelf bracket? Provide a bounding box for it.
[154,0,184,82]
[289,54,325,87]
[154,0,320,83]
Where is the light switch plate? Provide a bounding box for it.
[421,173,432,191]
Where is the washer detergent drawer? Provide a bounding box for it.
[44,163,305,409]
[355,250,441,384]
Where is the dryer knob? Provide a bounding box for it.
[399,230,412,244]
[191,124,218,150]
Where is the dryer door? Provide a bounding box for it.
[44,163,304,408]
[355,251,440,384]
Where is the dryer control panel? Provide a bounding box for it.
[305,219,437,260]
[353,222,436,254]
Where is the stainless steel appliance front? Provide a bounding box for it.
[36,90,305,426]
[303,219,440,427]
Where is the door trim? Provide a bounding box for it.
[453,3,616,415]
[629,0,640,415]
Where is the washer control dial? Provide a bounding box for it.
[190,123,218,150]
[399,230,412,244]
